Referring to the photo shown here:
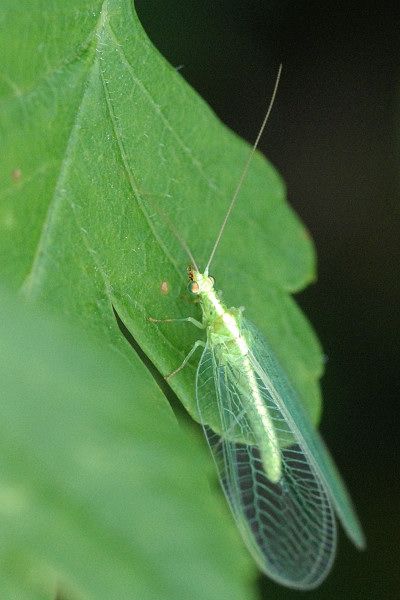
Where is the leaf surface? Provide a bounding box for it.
[0,289,256,599]
[0,0,323,463]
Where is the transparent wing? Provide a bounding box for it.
[196,337,336,590]
[244,319,365,550]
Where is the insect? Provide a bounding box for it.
[150,65,365,589]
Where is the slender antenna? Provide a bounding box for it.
[166,214,200,271]
[150,195,200,271]
[205,63,283,273]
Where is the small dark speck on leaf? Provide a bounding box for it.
[11,168,22,182]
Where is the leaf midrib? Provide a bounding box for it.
[19,0,225,302]
[20,2,110,298]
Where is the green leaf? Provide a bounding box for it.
[0,0,323,431]
[0,288,256,599]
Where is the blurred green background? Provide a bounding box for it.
[135,1,399,599]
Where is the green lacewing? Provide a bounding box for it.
[150,65,365,589]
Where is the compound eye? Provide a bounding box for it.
[187,281,200,295]
[209,275,215,285]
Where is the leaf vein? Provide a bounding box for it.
[106,22,219,193]
[20,3,109,298]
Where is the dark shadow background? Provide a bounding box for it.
[135,2,399,598]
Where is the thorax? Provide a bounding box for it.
[199,288,249,358]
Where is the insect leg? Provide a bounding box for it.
[166,340,206,380]
[148,316,204,329]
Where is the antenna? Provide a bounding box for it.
[142,191,200,271]
[204,64,283,274]
[164,213,200,272]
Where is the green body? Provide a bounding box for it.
[192,270,281,482]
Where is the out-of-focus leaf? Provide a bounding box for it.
[0,289,256,599]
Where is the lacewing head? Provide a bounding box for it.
[187,266,215,296]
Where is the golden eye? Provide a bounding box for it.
[187,281,200,295]
[209,275,215,285]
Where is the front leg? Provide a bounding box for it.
[148,315,204,329]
